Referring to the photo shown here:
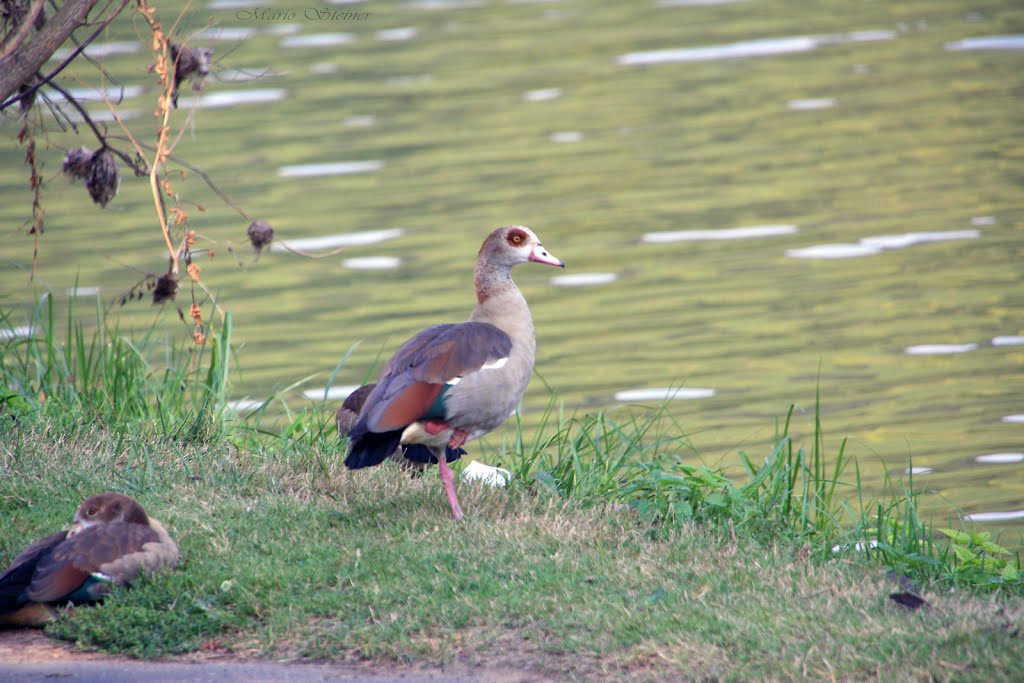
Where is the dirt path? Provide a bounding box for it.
[0,630,545,682]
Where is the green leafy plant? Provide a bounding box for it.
[939,528,1023,586]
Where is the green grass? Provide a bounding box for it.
[0,293,233,442]
[2,301,1023,680]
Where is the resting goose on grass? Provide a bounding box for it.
[0,492,179,627]
[345,226,564,519]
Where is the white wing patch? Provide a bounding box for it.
[481,357,509,371]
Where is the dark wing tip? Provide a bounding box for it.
[345,424,402,469]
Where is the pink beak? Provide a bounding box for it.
[529,243,565,268]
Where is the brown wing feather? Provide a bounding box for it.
[376,382,444,431]
[361,322,512,432]
[26,523,158,602]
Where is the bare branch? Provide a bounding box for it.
[0,0,131,111]
[0,0,46,61]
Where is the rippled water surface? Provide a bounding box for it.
[1,0,1022,543]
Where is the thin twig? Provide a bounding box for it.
[43,79,146,173]
[106,134,252,221]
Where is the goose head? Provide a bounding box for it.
[67,493,150,537]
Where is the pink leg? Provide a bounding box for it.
[448,428,469,449]
[435,450,464,520]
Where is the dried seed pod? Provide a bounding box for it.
[63,147,92,180]
[85,148,120,207]
[170,44,214,107]
[247,220,274,253]
[152,273,179,304]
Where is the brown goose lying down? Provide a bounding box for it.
[0,493,179,627]
[345,226,564,520]
[337,383,467,471]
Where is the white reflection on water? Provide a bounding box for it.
[619,31,896,66]
[787,98,836,111]
[342,256,402,270]
[303,385,362,400]
[344,115,377,127]
[48,86,144,103]
[177,89,286,109]
[0,326,37,340]
[66,286,101,297]
[277,160,383,178]
[270,229,404,253]
[788,230,980,260]
[785,244,881,259]
[963,510,1024,522]
[281,33,355,48]
[992,336,1024,346]
[550,131,582,143]
[266,23,302,36]
[377,27,419,41]
[904,344,978,355]
[550,273,618,287]
[644,225,797,243]
[524,88,563,102]
[945,35,1024,52]
[65,109,141,123]
[860,230,980,249]
[194,27,256,41]
[614,387,715,402]
[226,399,267,412]
[52,41,139,60]
[974,453,1024,464]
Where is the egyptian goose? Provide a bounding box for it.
[0,493,179,627]
[337,383,466,472]
[345,225,564,519]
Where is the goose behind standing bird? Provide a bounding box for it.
[345,226,564,519]
[0,492,179,627]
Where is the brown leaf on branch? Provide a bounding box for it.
[189,303,202,326]
[187,262,200,281]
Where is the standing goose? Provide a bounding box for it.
[0,493,179,627]
[345,226,564,519]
